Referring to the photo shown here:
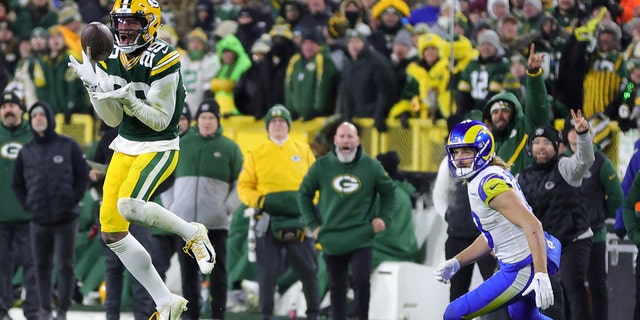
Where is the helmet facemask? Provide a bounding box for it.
[111,13,151,53]
[446,120,496,179]
[110,0,162,54]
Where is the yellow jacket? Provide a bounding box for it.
[238,138,316,208]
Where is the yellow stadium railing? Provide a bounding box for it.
[54,113,95,148]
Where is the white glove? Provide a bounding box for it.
[90,83,138,115]
[433,258,461,284]
[68,51,98,90]
[522,272,554,309]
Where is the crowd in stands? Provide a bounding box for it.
[3,0,640,131]
[4,0,640,318]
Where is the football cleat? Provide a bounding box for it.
[148,293,187,320]
[183,222,216,274]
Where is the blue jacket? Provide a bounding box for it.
[615,139,640,232]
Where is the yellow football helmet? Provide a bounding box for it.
[110,0,162,54]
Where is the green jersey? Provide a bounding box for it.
[95,39,185,144]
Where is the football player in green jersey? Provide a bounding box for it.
[68,1,216,319]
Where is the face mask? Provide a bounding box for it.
[189,50,204,60]
[345,11,359,28]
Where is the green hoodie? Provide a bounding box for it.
[483,69,550,174]
[0,120,33,222]
[298,148,396,256]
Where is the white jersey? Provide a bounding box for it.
[467,165,532,264]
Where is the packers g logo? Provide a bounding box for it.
[1,142,23,160]
[332,175,361,194]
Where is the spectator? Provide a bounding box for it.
[454,29,511,115]
[56,3,83,58]
[479,44,550,175]
[235,6,269,54]
[181,28,220,118]
[13,0,58,41]
[210,34,252,117]
[368,0,410,58]
[389,29,418,101]
[323,15,350,71]
[487,0,511,26]
[341,29,397,132]
[0,91,38,320]
[33,26,90,117]
[269,22,298,103]
[390,33,452,122]
[557,7,621,119]
[604,59,640,131]
[435,119,560,319]
[284,30,339,121]
[338,0,371,36]
[280,1,303,30]
[0,21,19,76]
[12,101,90,320]
[548,0,588,34]
[517,0,545,34]
[296,0,333,40]
[298,122,395,320]
[518,111,595,320]
[169,99,243,320]
[194,0,216,35]
[237,105,320,320]
[562,117,623,320]
[68,1,217,318]
[498,15,536,58]
[234,34,277,119]
[502,54,527,104]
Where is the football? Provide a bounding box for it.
[81,22,114,61]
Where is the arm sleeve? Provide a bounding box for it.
[558,132,596,187]
[91,69,123,127]
[123,71,180,132]
[523,68,551,129]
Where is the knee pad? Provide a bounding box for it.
[117,198,147,224]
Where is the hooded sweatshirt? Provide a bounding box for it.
[482,68,550,174]
[298,146,396,256]
[12,101,89,225]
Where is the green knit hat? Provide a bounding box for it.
[264,104,292,131]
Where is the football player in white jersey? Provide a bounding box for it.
[434,120,561,319]
[68,1,216,319]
